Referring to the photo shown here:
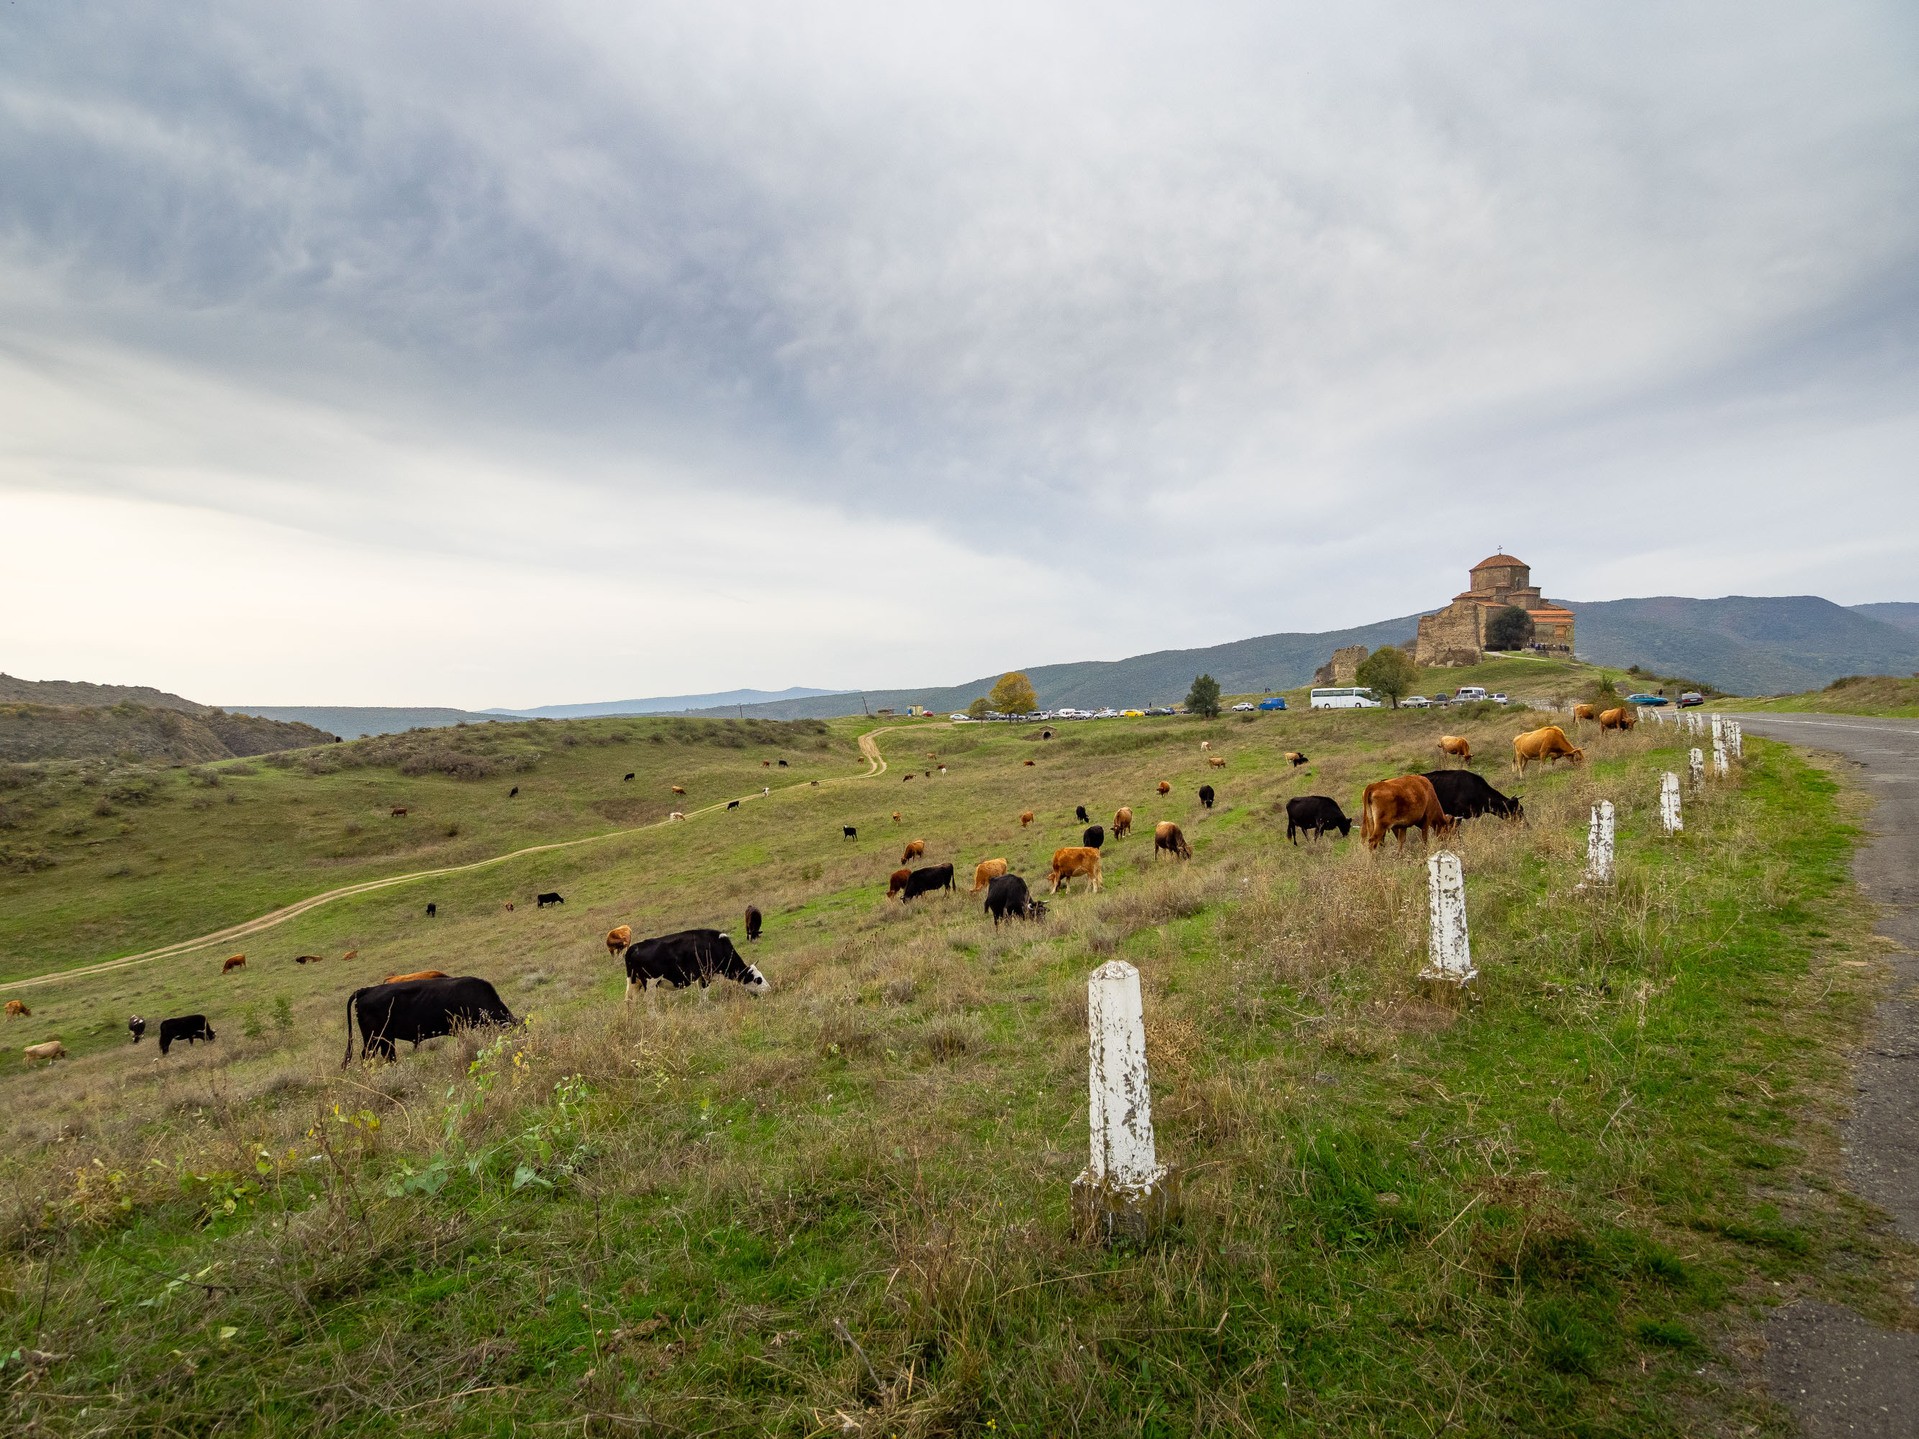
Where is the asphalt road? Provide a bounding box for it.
[1734,715,1919,1437]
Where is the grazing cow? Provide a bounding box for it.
[1082,824,1106,849]
[970,858,1009,892]
[1157,781,1172,795]
[1154,821,1192,860]
[744,905,763,942]
[1513,726,1585,774]
[128,1015,146,1043]
[606,925,633,957]
[1020,810,1036,828]
[1048,847,1103,894]
[1285,795,1351,843]
[810,780,820,786]
[892,811,902,823]
[1438,736,1472,765]
[763,786,771,795]
[669,811,686,822]
[622,929,767,1001]
[938,765,947,774]
[843,825,858,839]
[1075,805,1090,824]
[1598,707,1636,732]
[778,759,788,767]
[671,785,687,796]
[1113,807,1133,838]
[425,902,437,918]
[4,999,28,1018]
[1208,756,1226,769]
[624,772,635,781]
[887,867,914,899]
[1571,703,1596,724]
[1426,769,1524,822]
[159,1015,216,1055]
[1200,741,1211,751]
[900,864,956,901]
[1023,760,1036,767]
[1360,775,1455,851]
[383,970,450,984]
[294,955,323,964]
[391,807,408,818]
[222,954,246,974]
[343,976,517,1064]
[727,799,742,810]
[762,760,771,768]
[504,904,515,912]
[1286,752,1308,768]
[984,873,1047,926]
[342,949,359,962]
[537,891,565,908]
[23,1040,66,1064]
[509,786,519,798]
[1197,785,1215,809]
[901,838,926,864]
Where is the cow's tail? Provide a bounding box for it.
[342,988,362,1069]
[1359,785,1380,847]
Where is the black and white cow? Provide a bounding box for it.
[127,1015,147,1044]
[984,873,1047,926]
[621,929,768,1001]
[343,975,517,1065]
[1284,795,1351,843]
[1424,769,1524,821]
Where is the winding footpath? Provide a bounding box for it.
[1734,715,1919,1436]
[8,726,905,992]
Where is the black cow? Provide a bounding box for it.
[899,864,955,901]
[509,786,519,798]
[744,905,763,942]
[425,902,437,918]
[1081,824,1105,849]
[777,759,788,767]
[537,891,565,908]
[1075,805,1089,824]
[843,826,857,839]
[1198,785,1215,809]
[623,772,635,782]
[727,799,741,810]
[622,929,768,999]
[1285,795,1351,843]
[343,975,517,1065]
[984,873,1047,926]
[1425,769,1524,822]
[128,1015,146,1044]
[159,1014,215,1055]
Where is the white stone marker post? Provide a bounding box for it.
[1713,731,1729,778]
[1689,747,1706,791]
[1584,800,1616,887]
[1421,851,1477,985]
[1072,960,1179,1244]
[1728,718,1743,760]
[1660,772,1683,834]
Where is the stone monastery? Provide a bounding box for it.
[1412,553,1575,667]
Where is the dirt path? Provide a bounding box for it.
[7,726,905,991]
[1733,714,1919,1436]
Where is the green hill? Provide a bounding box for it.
[0,701,336,765]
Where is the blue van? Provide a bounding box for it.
[1257,696,1288,711]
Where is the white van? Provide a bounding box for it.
[1453,686,1489,702]
[1309,687,1381,710]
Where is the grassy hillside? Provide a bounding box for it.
[0,702,337,766]
[0,704,1905,1434]
[225,705,502,738]
[0,672,208,713]
[1717,674,1919,718]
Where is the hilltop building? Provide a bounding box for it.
[1413,554,1575,667]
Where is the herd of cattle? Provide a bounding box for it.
[8,715,1617,1070]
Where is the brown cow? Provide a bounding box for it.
[1023,759,1036,767]
[1157,781,1172,795]
[1047,846,1103,894]
[1153,821,1192,860]
[970,858,1009,892]
[668,811,686,821]
[606,925,633,957]
[1438,736,1472,765]
[342,949,359,962]
[1360,774,1455,851]
[222,954,247,974]
[1513,726,1585,773]
[902,773,915,782]
[390,807,408,818]
[4,999,29,1018]
[901,838,926,864]
[1207,756,1226,769]
[383,970,451,984]
[892,811,902,823]
[23,1040,67,1064]
[887,867,914,899]
[1285,751,1308,768]
[1020,810,1036,828]
[1570,703,1596,724]
[1113,806,1133,838]
[1598,707,1636,731]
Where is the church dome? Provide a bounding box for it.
[1472,553,1526,571]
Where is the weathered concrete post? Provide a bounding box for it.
[1421,851,1476,984]
[1660,772,1682,834]
[1689,746,1705,791]
[1071,960,1179,1244]
[1728,718,1743,760]
[1584,800,1616,886]
[1713,731,1729,778]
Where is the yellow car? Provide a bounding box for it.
[1121,709,1145,718]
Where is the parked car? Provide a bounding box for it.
[1678,692,1705,707]
[1257,696,1288,711]
[949,713,971,721]
[1454,686,1488,702]
[1627,693,1670,706]
[1490,693,1510,705]
[1401,696,1431,709]
[1120,709,1144,717]
[1230,702,1256,711]
[1430,691,1453,705]
[1147,706,1175,716]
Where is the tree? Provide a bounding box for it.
[1587,674,1619,706]
[987,671,1038,715]
[1355,646,1419,708]
[1185,673,1222,718]
[1485,605,1534,651]
[966,696,992,720]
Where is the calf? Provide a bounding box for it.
[159,1014,216,1056]
[536,891,565,908]
[1075,805,1089,824]
[744,905,763,942]
[900,864,956,901]
[128,1015,146,1043]
[1360,775,1455,851]
[971,858,1009,892]
[984,873,1047,926]
[843,825,858,839]
[222,954,246,974]
[1082,824,1106,849]
[622,929,767,1000]
[23,1040,66,1064]
[1154,821,1192,860]
[425,902,437,918]
[1425,769,1524,822]
[1197,784,1215,809]
[343,976,516,1064]
[1048,846,1103,894]
[1284,795,1350,843]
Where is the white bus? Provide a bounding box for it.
[1309,686,1381,710]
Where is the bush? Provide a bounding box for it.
[0,846,56,874]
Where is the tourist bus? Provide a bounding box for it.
[1308,686,1381,710]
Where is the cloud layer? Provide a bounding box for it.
[3,2,1915,704]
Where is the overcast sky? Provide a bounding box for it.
[3,2,1915,707]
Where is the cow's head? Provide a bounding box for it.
[716,936,771,993]
[1335,815,1352,836]
[1495,793,1525,821]
[1026,898,1049,922]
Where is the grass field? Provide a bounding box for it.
[1715,674,1919,718]
[0,704,1910,1436]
